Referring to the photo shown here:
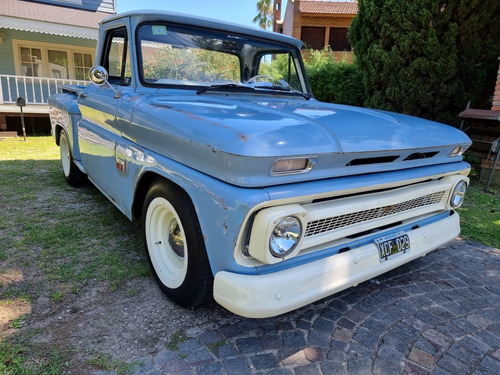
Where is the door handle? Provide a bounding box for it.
[77,92,87,99]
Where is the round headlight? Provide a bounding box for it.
[269,216,302,258]
[450,180,467,208]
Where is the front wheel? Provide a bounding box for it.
[143,179,213,308]
[59,129,87,186]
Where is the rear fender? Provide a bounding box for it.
[48,94,82,160]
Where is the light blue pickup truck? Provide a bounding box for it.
[48,11,471,318]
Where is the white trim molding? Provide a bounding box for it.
[0,15,98,40]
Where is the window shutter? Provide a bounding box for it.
[329,28,351,51]
[301,27,325,50]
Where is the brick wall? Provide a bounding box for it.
[273,0,282,33]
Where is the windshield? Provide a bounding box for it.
[138,23,309,94]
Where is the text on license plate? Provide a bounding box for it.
[375,231,410,263]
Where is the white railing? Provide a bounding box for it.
[0,75,88,105]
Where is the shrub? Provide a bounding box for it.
[349,0,500,125]
[303,49,365,106]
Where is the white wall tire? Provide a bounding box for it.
[145,197,188,289]
[143,178,213,308]
[60,130,71,178]
[59,129,87,186]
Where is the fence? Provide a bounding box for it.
[0,75,88,105]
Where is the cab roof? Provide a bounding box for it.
[101,10,304,50]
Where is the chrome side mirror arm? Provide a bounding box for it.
[89,66,122,99]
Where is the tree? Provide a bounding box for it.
[253,0,273,30]
[349,0,500,124]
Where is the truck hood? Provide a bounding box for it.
[131,93,471,186]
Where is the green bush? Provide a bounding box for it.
[303,49,365,106]
[349,0,500,124]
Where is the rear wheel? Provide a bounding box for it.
[143,179,213,307]
[59,129,87,186]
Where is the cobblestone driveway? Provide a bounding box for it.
[101,239,500,375]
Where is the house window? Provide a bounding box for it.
[14,40,94,80]
[20,47,42,77]
[329,28,351,51]
[301,27,325,50]
[74,52,93,80]
[48,50,69,79]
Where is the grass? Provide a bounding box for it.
[8,315,27,329]
[0,137,151,372]
[0,137,151,296]
[166,330,189,351]
[458,180,500,248]
[0,331,72,375]
[86,353,138,374]
[207,340,227,353]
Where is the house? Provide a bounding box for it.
[274,0,357,59]
[0,0,116,135]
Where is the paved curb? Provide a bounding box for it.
[97,239,500,375]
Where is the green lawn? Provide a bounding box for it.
[0,137,150,293]
[0,137,150,374]
[458,180,500,248]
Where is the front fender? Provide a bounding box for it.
[130,149,272,275]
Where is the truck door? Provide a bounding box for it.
[77,27,133,212]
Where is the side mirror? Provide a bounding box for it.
[88,66,121,98]
[89,66,109,85]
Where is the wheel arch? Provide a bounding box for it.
[132,171,158,220]
[53,123,64,146]
[133,172,199,226]
[53,118,81,161]
[132,166,264,277]
[134,171,216,277]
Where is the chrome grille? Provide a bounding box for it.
[305,191,445,237]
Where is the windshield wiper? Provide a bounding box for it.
[196,84,254,95]
[254,85,311,100]
[197,83,312,100]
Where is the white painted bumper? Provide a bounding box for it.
[214,212,460,318]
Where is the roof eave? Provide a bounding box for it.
[0,15,99,39]
[299,12,357,16]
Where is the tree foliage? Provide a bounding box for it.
[253,0,273,30]
[349,0,500,124]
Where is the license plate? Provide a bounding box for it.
[375,231,410,263]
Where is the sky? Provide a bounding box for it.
[116,0,289,28]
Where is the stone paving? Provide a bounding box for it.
[99,239,500,375]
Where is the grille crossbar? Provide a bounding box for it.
[305,191,445,237]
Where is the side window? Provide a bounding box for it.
[257,53,303,92]
[103,28,131,86]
